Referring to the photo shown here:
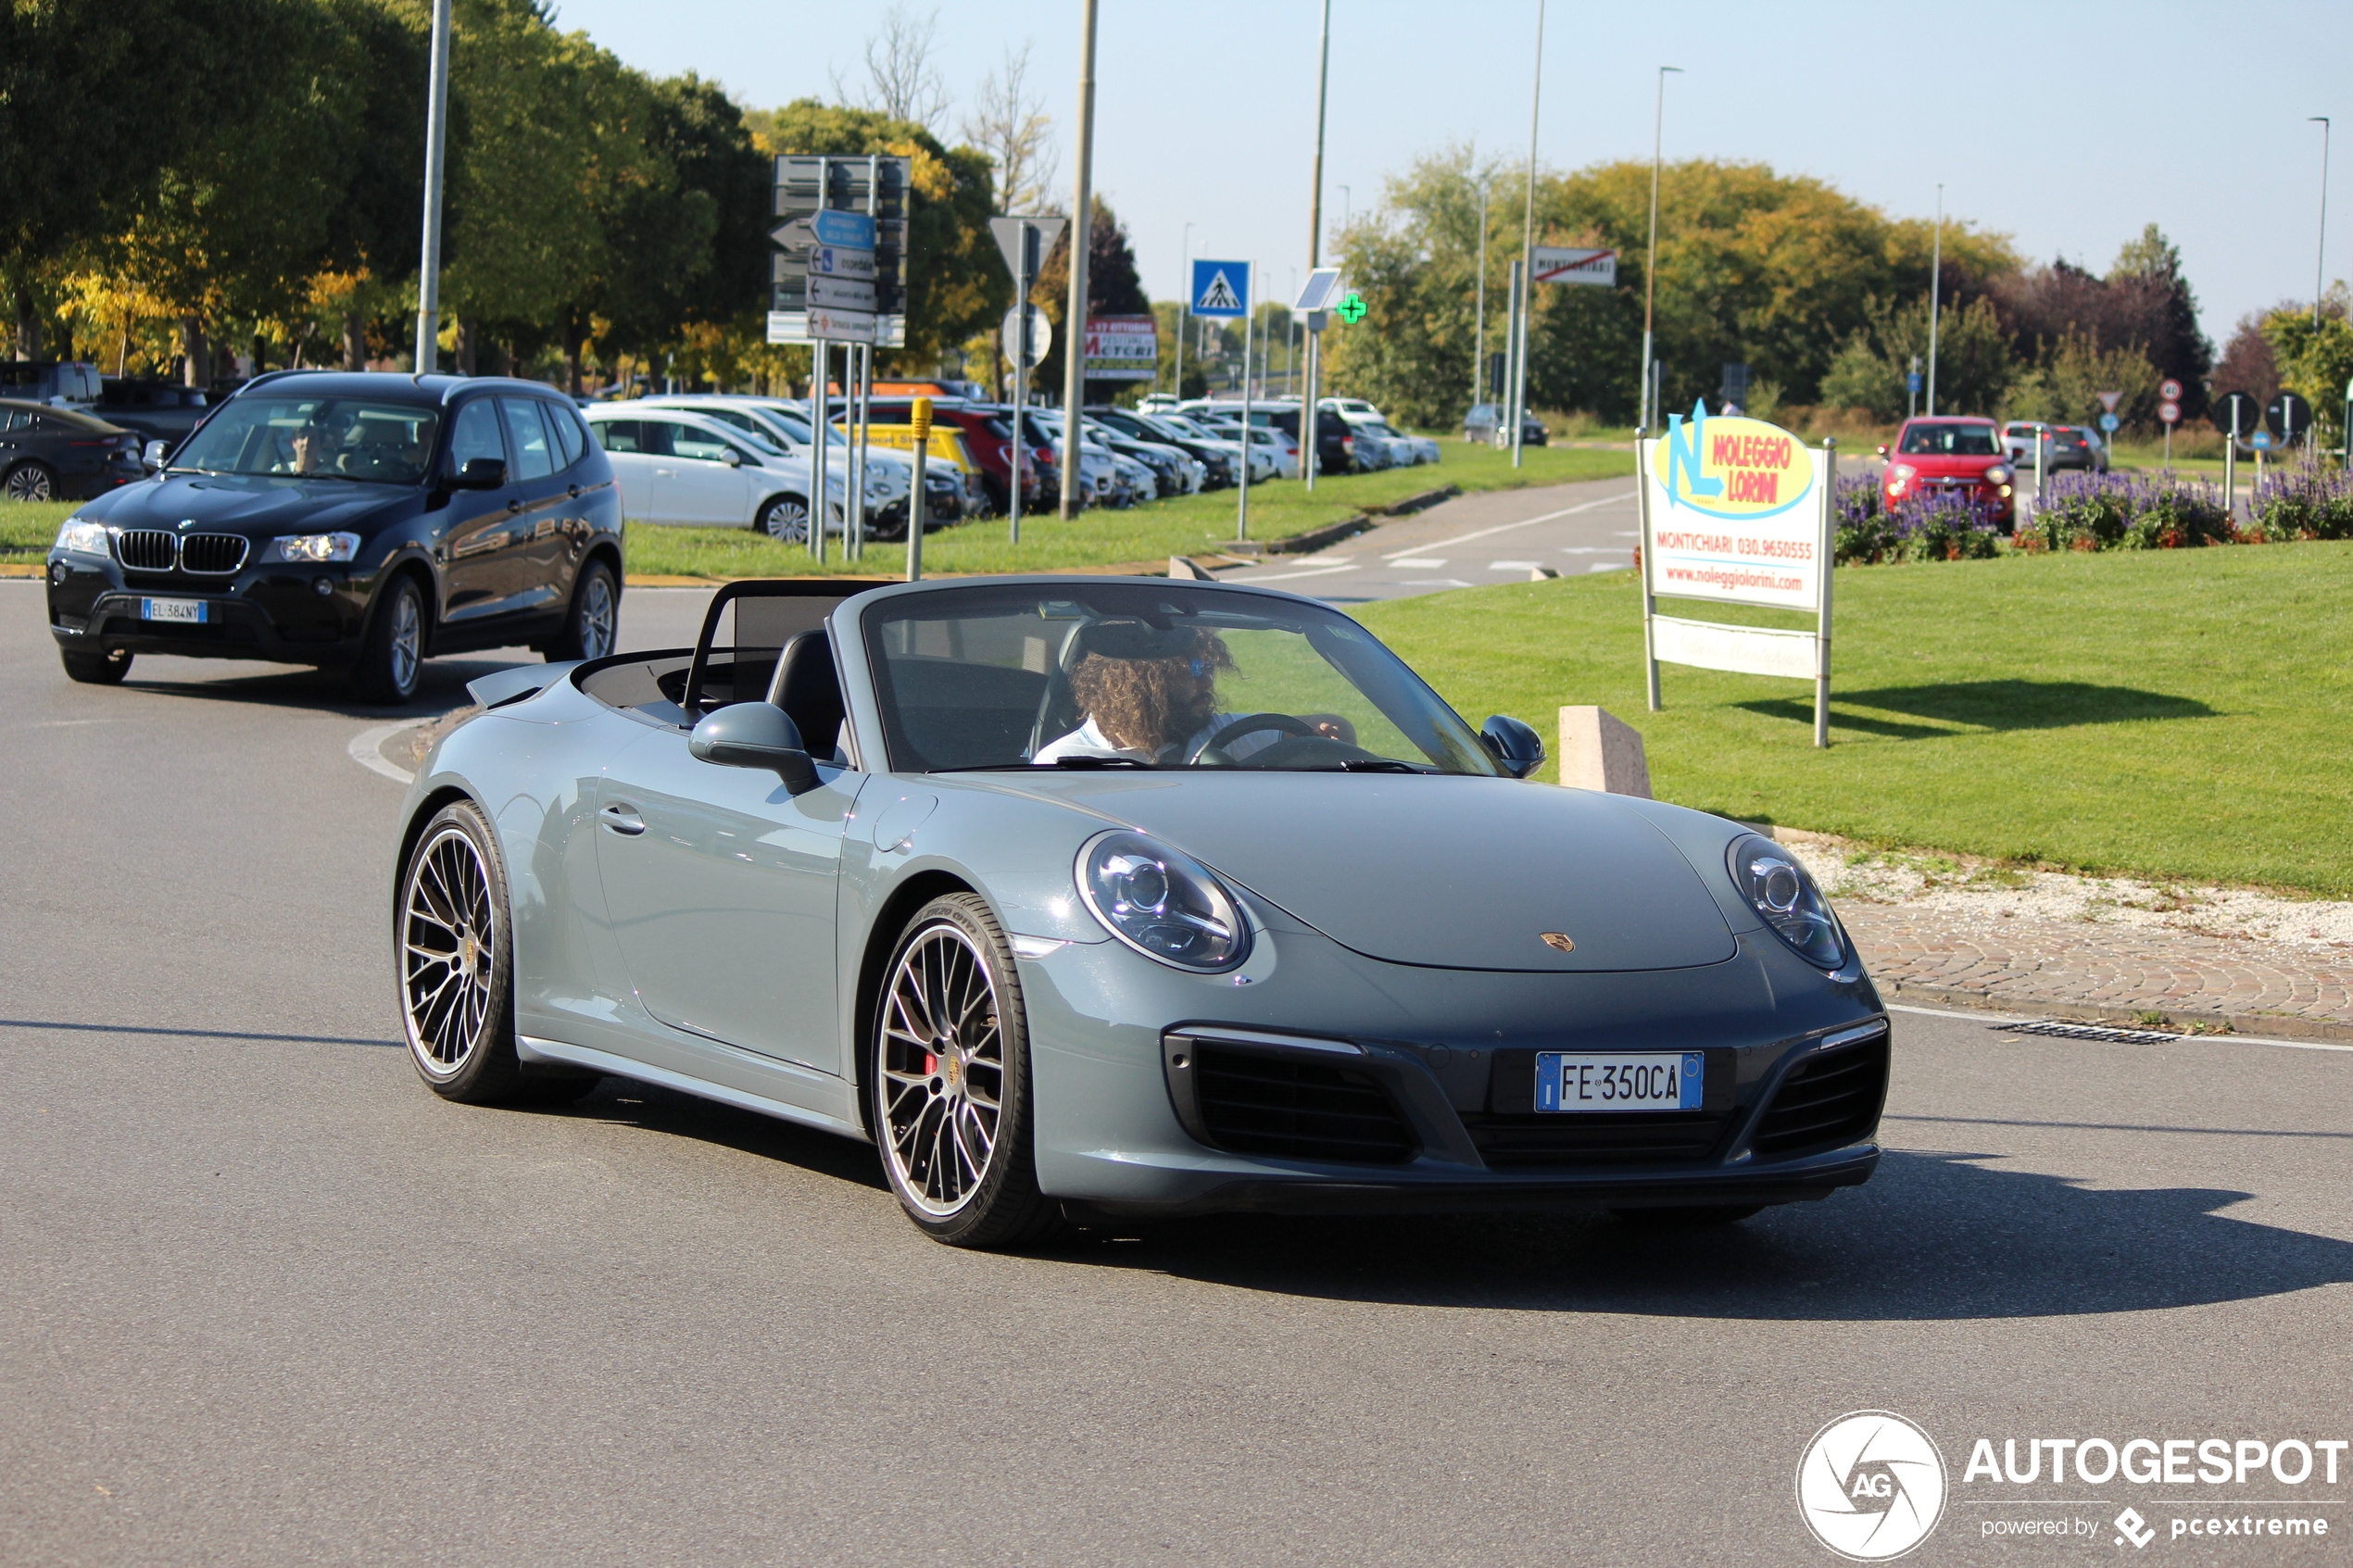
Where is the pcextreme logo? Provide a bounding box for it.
[1645,403,1818,522]
[1797,1411,1949,1562]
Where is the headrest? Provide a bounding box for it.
[1075,619,1201,661]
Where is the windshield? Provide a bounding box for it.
[761,407,848,447]
[1898,422,1999,456]
[863,583,1503,775]
[174,395,441,483]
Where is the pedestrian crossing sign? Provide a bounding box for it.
[1190,259,1250,318]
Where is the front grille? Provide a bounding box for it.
[1193,1046,1416,1164]
[1748,1036,1889,1160]
[178,533,247,574]
[116,530,176,571]
[1462,1110,1730,1168]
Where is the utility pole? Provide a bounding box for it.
[1638,65,1681,432]
[1174,220,1192,400]
[1058,0,1099,519]
[412,0,452,372]
[1473,175,1489,409]
[1510,0,1544,470]
[2313,118,2332,329]
[1302,0,1332,491]
[1926,183,1943,416]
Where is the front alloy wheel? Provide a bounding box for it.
[758,495,811,544]
[873,894,1061,1247]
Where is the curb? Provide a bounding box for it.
[1877,979,2353,1047]
[1364,483,1460,518]
[0,562,42,577]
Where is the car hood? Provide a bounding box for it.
[966,771,1738,972]
[82,470,412,533]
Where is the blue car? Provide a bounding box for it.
[394,576,1889,1247]
[44,370,624,698]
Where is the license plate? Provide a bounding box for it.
[1534,1051,1704,1112]
[142,597,208,623]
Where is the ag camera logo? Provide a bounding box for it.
[1797,1411,1948,1561]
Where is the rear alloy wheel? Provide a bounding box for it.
[396,800,598,1105]
[873,894,1062,1248]
[60,647,132,684]
[5,460,57,501]
[353,574,423,704]
[757,494,810,544]
[547,560,617,663]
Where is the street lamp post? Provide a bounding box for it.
[1473,176,1489,410]
[412,0,452,372]
[1302,0,1331,492]
[2312,118,2332,331]
[1174,220,1193,399]
[1059,0,1099,521]
[1509,0,1544,470]
[1637,64,1681,433]
[1926,183,1943,417]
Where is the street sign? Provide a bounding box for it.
[1294,267,1343,314]
[807,274,876,311]
[1906,371,1922,394]
[988,215,1065,281]
[1000,305,1050,367]
[771,155,909,336]
[1190,259,1251,319]
[2267,390,2311,440]
[808,244,875,279]
[2158,378,2184,402]
[2211,391,2259,436]
[1336,292,1366,325]
[2095,389,2123,414]
[2098,413,2120,433]
[2251,431,2274,450]
[1084,315,1159,380]
[1529,246,1617,286]
[767,307,875,345]
[2159,400,2181,424]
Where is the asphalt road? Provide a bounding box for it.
[5,576,2350,1566]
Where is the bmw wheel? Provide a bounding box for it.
[61,646,132,684]
[547,560,617,663]
[353,574,423,704]
[757,494,811,544]
[5,460,57,501]
[872,893,1062,1248]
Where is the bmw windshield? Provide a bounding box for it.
[863,583,1504,776]
[172,396,441,484]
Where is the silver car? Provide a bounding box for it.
[393,577,1889,1247]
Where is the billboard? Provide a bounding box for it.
[1084,315,1160,381]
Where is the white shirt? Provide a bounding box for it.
[1032,711,1276,766]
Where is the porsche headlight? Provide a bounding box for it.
[55,520,110,558]
[1729,834,1847,970]
[1077,830,1251,971]
[265,532,359,563]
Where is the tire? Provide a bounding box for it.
[352,573,424,704]
[757,494,811,544]
[4,460,57,501]
[396,801,528,1102]
[1610,1205,1766,1227]
[545,559,617,663]
[871,893,1063,1248]
[61,646,132,684]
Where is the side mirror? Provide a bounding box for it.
[452,457,508,489]
[689,702,819,795]
[722,447,744,467]
[1479,714,1546,780]
[142,438,171,469]
[1874,445,1889,458]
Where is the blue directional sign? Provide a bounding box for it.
[1190,259,1250,319]
[2098,412,2120,433]
[1906,371,1922,395]
[811,209,875,249]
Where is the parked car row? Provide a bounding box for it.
[1461,403,1550,448]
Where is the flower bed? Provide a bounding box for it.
[2017,470,2233,552]
[2250,463,2353,541]
[1834,475,2001,564]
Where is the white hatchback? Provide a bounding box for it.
[583,408,846,541]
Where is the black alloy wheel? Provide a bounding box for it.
[872,893,1063,1248]
[5,460,57,501]
[353,573,424,704]
[547,560,617,663]
[60,646,132,685]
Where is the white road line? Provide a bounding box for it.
[1885,1001,2353,1054]
[1389,557,1447,568]
[1241,561,1363,583]
[1381,489,1636,559]
[348,723,418,785]
[1489,559,1541,571]
[1588,562,1630,572]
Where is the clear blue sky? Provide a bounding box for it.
[552,0,2347,347]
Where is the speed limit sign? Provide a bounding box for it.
[2158,378,2184,402]
[2159,400,2182,424]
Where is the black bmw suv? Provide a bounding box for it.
[44,370,624,701]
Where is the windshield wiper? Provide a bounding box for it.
[1337,758,1429,773]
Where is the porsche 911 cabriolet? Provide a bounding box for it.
[393,575,1889,1247]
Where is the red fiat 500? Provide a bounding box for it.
[1879,417,2016,528]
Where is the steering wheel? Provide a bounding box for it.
[1183,711,1318,766]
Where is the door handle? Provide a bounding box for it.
[507,498,523,513]
[598,802,646,836]
[568,483,580,498]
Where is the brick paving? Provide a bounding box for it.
[1841,903,2353,1042]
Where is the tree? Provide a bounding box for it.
[2107,223,2212,418]
[1819,295,2016,420]
[2259,288,2353,450]
[960,42,1059,216]
[1031,195,1148,399]
[1989,231,2214,423]
[835,5,947,131]
[2003,332,2159,429]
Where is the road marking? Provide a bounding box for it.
[1589,562,1630,572]
[1489,559,1542,571]
[1402,578,1471,588]
[1242,561,1362,583]
[1885,1001,2353,1053]
[1388,557,1447,569]
[1382,489,1636,558]
[348,723,418,785]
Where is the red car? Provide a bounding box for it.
[1878,417,2016,528]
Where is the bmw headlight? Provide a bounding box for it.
[265,532,359,563]
[1729,834,1847,970]
[55,520,110,558]
[1077,830,1251,971]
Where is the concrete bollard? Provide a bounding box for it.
[1168,556,1215,581]
[1557,706,1653,797]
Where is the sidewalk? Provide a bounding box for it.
[1780,835,2353,1043]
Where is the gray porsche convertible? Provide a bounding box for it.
[393,575,1889,1247]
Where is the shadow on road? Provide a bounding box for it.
[1742,680,2214,741]
[107,654,534,721]
[1029,1150,2353,1320]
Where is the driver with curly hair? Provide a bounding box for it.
[1034,620,1353,765]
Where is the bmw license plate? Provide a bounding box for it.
[141,597,208,623]
[1535,1051,1703,1112]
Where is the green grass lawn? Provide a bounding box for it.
[0,499,75,562]
[1357,542,2353,897]
[623,441,1632,579]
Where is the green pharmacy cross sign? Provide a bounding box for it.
[1336,292,1367,325]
